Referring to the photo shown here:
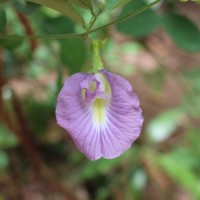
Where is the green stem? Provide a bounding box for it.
[84,12,100,39]
[91,40,103,73]
[0,33,85,40]
[90,0,161,33]
[0,0,160,40]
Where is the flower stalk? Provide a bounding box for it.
[91,40,104,73]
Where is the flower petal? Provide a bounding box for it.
[56,73,88,132]
[56,70,143,160]
[100,70,143,159]
[56,73,103,160]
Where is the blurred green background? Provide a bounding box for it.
[0,0,200,199]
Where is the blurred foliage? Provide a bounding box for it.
[41,15,74,35]
[0,0,200,199]
[0,9,6,32]
[158,150,200,199]
[117,1,159,37]
[147,107,184,143]
[23,97,55,135]
[59,38,87,74]
[117,0,200,52]
[0,123,18,149]
[14,1,40,14]
[162,13,200,52]
[0,150,9,170]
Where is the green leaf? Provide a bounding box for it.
[24,99,54,135]
[116,1,159,37]
[83,0,93,9]
[162,13,200,52]
[131,169,147,191]
[0,150,9,170]
[158,154,200,199]
[147,108,184,142]
[42,16,74,34]
[0,123,19,149]
[170,148,200,169]
[104,0,130,12]
[0,38,22,50]
[0,9,6,32]
[68,0,92,10]
[60,38,86,74]
[14,1,40,14]
[27,0,84,24]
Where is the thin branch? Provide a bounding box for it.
[84,10,100,39]
[15,10,38,52]
[0,33,85,40]
[90,0,161,34]
[0,0,161,40]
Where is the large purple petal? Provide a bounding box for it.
[100,70,143,158]
[56,70,143,160]
[56,73,87,132]
[56,73,103,160]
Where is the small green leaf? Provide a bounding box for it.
[42,16,74,34]
[60,38,86,74]
[68,0,92,10]
[0,9,6,32]
[147,108,184,142]
[162,13,200,52]
[27,0,84,24]
[84,0,93,9]
[104,0,130,12]
[131,169,147,191]
[116,1,159,37]
[158,154,200,199]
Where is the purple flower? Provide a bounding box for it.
[56,69,143,160]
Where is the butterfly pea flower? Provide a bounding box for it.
[56,69,143,160]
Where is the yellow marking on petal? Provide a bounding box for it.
[92,73,111,125]
[92,98,107,125]
[89,80,96,92]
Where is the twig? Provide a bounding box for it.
[15,10,38,52]
[0,0,161,40]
